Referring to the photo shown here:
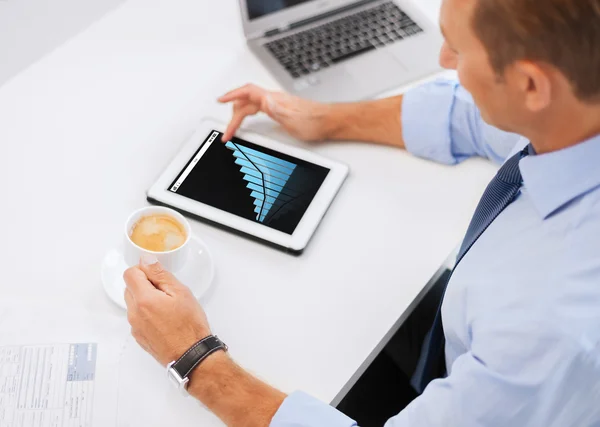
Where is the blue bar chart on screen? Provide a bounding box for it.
[225,141,303,224]
[169,130,330,235]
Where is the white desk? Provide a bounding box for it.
[0,0,497,425]
[0,0,126,85]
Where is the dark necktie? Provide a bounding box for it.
[414,144,533,393]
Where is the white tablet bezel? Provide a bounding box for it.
[147,118,349,253]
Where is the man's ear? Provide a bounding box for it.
[512,61,552,112]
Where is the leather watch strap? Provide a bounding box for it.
[171,335,227,380]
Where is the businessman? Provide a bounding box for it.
[123,0,600,425]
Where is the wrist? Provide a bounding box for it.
[321,102,350,141]
[186,349,232,400]
[166,335,226,395]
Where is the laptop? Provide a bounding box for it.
[239,0,444,102]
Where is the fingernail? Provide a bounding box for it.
[140,254,159,266]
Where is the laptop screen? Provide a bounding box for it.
[247,0,314,20]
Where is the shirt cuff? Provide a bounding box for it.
[402,79,460,165]
[270,391,357,427]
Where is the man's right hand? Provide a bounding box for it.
[218,84,334,142]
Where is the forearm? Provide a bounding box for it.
[188,351,286,427]
[324,95,405,148]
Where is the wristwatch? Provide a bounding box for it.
[166,335,228,395]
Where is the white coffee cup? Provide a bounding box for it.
[124,206,192,273]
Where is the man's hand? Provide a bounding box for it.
[219,83,407,149]
[123,255,287,427]
[123,255,211,366]
[218,84,334,142]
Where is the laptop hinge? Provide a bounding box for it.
[265,23,291,37]
[263,0,378,38]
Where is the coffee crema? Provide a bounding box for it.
[129,214,187,252]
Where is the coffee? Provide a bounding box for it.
[129,214,187,252]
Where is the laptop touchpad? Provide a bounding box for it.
[345,50,407,90]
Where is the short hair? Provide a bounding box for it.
[472,0,600,102]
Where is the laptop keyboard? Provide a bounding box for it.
[265,1,423,79]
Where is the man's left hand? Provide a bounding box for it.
[123,255,212,366]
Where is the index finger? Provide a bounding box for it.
[218,84,266,104]
[221,103,258,142]
[123,266,157,297]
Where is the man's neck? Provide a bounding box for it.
[526,103,600,155]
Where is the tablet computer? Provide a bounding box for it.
[147,118,349,254]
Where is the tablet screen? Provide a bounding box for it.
[169,130,330,235]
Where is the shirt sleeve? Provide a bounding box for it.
[401,79,521,165]
[270,391,357,427]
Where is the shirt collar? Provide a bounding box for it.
[519,133,600,219]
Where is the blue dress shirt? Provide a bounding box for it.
[270,79,600,427]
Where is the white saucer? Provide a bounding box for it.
[101,236,215,309]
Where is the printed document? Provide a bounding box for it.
[0,343,97,427]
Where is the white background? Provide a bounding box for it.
[0,0,126,85]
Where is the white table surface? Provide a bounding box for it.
[0,0,126,86]
[0,0,497,425]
